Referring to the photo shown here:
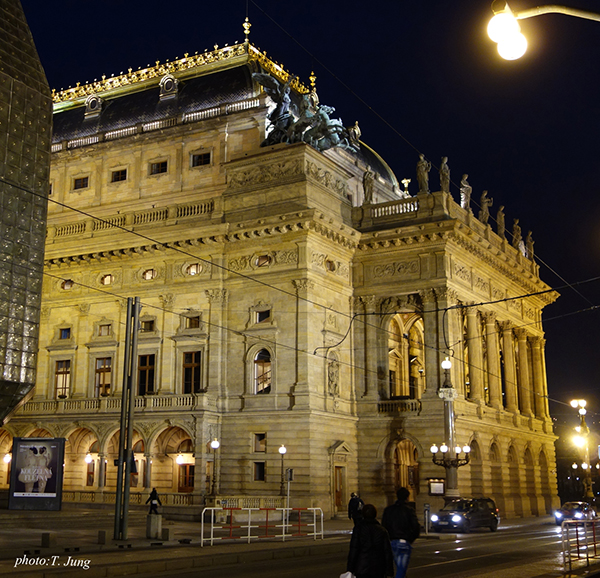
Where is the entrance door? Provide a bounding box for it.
[335,466,344,508]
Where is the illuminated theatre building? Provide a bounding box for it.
[0,30,559,518]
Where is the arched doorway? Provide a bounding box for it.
[392,439,419,502]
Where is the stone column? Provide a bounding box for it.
[529,336,547,418]
[98,453,106,489]
[465,305,484,402]
[205,289,228,397]
[500,321,518,413]
[420,289,440,398]
[144,453,153,488]
[484,312,502,409]
[361,295,379,400]
[515,329,533,416]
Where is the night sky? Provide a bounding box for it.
[19,0,600,426]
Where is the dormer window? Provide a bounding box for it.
[85,94,103,118]
[159,74,179,100]
[256,310,271,323]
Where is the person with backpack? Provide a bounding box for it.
[382,487,420,578]
[348,492,365,525]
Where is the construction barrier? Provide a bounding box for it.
[200,506,324,546]
[562,518,600,573]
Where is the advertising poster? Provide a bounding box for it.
[8,437,65,511]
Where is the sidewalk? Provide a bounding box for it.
[1,507,600,578]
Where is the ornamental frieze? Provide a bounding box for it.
[311,252,349,278]
[453,262,471,283]
[228,250,298,272]
[228,159,304,189]
[473,276,489,293]
[373,260,419,278]
[305,161,347,196]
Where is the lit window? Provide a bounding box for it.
[86,460,95,487]
[111,169,127,183]
[59,328,71,340]
[255,255,272,268]
[73,176,89,190]
[186,316,200,329]
[95,357,112,397]
[138,354,156,395]
[100,274,114,285]
[98,324,111,336]
[186,263,203,276]
[254,433,266,453]
[191,152,211,167]
[253,462,266,481]
[254,349,271,394]
[150,161,168,175]
[55,360,71,398]
[183,351,202,394]
[178,464,195,493]
[140,320,155,333]
[61,279,74,290]
[142,269,157,280]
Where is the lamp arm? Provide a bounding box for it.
[515,5,600,23]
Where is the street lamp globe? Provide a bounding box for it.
[440,443,449,453]
[487,11,520,43]
[462,445,471,454]
[210,438,220,450]
[441,357,452,370]
[497,34,527,60]
[279,444,287,455]
[430,444,439,454]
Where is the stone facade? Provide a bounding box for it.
[0,40,559,519]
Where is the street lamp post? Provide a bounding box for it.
[210,438,220,496]
[487,0,600,60]
[279,445,287,497]
[571,400,593,500]
[430,357,471,498]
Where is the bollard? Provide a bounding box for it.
[98,530,106,545]
[41,532,56,548]
[146,514,162,539]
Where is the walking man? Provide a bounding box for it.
[382,487,420,578]
[348,492,365,525]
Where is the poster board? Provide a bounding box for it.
[8,437,65,511]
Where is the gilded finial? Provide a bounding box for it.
[309,71,316,89]
[243,17,251,42]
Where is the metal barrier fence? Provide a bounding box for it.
[200,507,324,546]
[562,519,600,573]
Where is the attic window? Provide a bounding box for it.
[85,94,103,118]
[73,177,89,190]
[191,153,211,167]
[150,161,168,175]
[159,75,179,100]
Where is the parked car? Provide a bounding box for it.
[554,501,597,525]
[430,498,499,532]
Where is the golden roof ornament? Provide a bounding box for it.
[243,17,251,43]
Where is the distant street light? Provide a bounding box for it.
[210,438,220,496]
[279,445,287,497]
[571,399,593,499]
[430,357,471,498]
[488,0,600,60]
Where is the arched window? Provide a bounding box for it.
[254,349,271,394]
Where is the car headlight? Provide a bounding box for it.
[555,512,562,519]
[430,514,439,522]
[451,514,463,523]
[575,512,583,519]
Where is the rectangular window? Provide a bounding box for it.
[138,354,156,395]
[179,464,195,492]
[183,351,202,394]
[86,460,95,487]
[191,152,211,167]
[141,320,155,333]
[98,324,111,336]
[73,176,89,190]
[59,327,71,340]
[254,433,266,453]
[186,316,200,329]
[256,310,271,323]
[111,169,127,182]
[55,360,71,398]
[150,161,168,175]
[95,357,112,397]
[253,462,266,481]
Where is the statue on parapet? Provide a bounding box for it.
[439,157,450,193]
[525,231,534,260]
[512,218,522,249]
[496,205,505,238]
[362,167,375,205]
[416,154,431,193]
[478,190,493,225]
[460,174,472,210]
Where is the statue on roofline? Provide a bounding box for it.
[252,71,359,153]
[460,174,472,211]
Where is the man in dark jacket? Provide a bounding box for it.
[382,488,420,578]
[348,492,365,525]
[347,504,394,578]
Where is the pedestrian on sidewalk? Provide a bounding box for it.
[348,492,365,525]
[346,503,394,578]
[382,488,420,578]
[146,488,162,515]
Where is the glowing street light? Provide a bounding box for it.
[570,399,593,499]
[210,438,220,495]
[487,0,600,60]
[279,445,287,496]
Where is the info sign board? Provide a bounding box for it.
[8,437,65,511]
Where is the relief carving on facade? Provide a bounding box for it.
[453,262,471,283]
[205,289,228,304]
[227,159,303,189]
[292,279,315,294]
[305,161,347,196]
[473,276,489,293]
[373,260,419,278]
[159,293,175,309]
[311,252,349,278]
